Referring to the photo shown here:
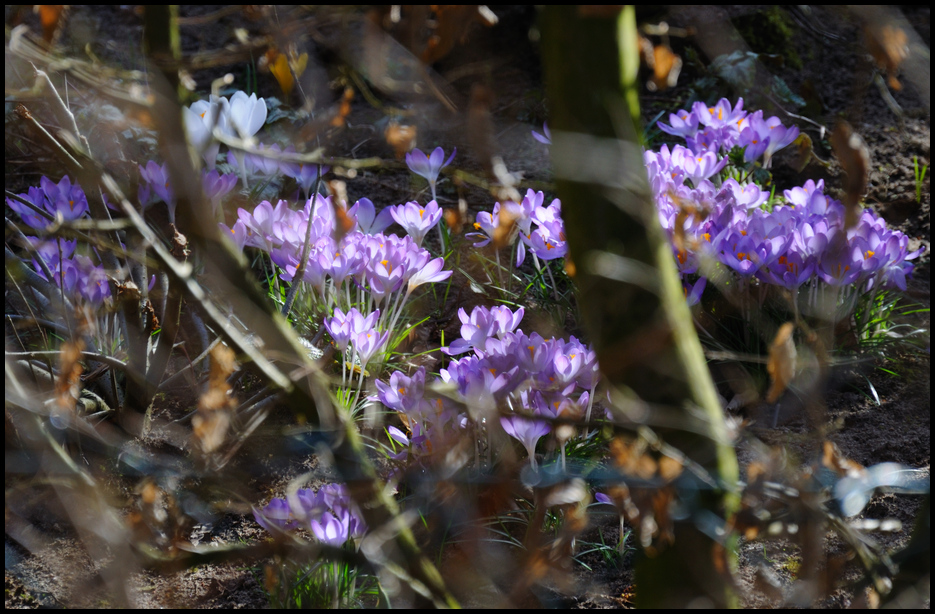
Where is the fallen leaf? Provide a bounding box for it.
[384,122,417,158]
[56,339,85,413]
[648,43,682,91]
[37,5,67,44]
[766,322,796,403]
[331,87,353,128]
[830,121,870,229]
[444,197,468,233]
[492,205,518,250]
[865,23,908,91]
[421,6,498,64]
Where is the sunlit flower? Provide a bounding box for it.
[389,200,442,247]
[406,146,456,201]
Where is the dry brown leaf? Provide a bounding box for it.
[821,440,865,478]
[56,339,85,414]
[830,121,870,229]
[384,122,417,158]
[766,322,797,403]
[649,44,682,91]
[421,6,498,65]
[658,455,683,481]
[746,461,767,484]
[865,23,909,91]
[193,344,237,454]
[443,197,468,234]
[787,133,820,173]
[37,5,67,44]
[564,254,577,278]
[667,188,709,253]
[331,188,356,243]
[492,204,519,250]
[331,87,353,128]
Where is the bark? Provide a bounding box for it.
[540,6,740,607]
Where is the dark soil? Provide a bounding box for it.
[5,5,929,609]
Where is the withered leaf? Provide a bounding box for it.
[830,121,870,229]
[421,6,498,65]
[648,44,682,92]
[766,322,796,403]
[331,87,353,128]
[384,122,417,159]
[37,5,67,44]
[821,440,865,479]
[492,205,519,250]
[864,23,909,91]
[194,344,237,454]
[56,339,85,413]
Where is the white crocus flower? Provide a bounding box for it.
[229,91,267,139]
[184,94,231,170]
[227,92,267,186]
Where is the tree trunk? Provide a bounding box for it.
[540,6,740,607]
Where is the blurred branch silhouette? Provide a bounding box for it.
[541,5,740,607]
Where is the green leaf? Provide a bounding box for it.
[770,75,806,108]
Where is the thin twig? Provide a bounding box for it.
[281,168,323,320]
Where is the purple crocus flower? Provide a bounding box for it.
[692,97,746,130]
[466,202,500,247]
[389,200,442,247]
[139,161,177,221]
[526,225,568,261]
[406,147,456,201]
[324,307,354,352]
[348,198,394,234]
[500,414,551,471]
[40,175,90,223]
[406,256,451,294]
[532,122,552,145]
[657,108,701,139]
[442,305,524,356]
[202,169,237,219]
[748,113,799,168]
[255,484,367,545]
[9,177,91,230]
[253,497,296,532]
[684,276,707,306]
[218,220,250,252]
[280,147,329,198]
[352,328,390,367]
[817,234,862,286]
[7,186,54,229]
[376,368,426,414]
[310,512,350,546]
[247,142,285,177]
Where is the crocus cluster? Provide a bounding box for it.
[468,189,568,268]
[223,195,451,330]
[377,305,600,470]
[254,484,367,547]
[656,97,799,168]
[184,91,268,173]
[7,175,89,229]
[7,177,111,306]
[647,98,923,307]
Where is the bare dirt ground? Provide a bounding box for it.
[5,5,929,608]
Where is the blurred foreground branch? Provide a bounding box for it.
[540,6,740,608]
